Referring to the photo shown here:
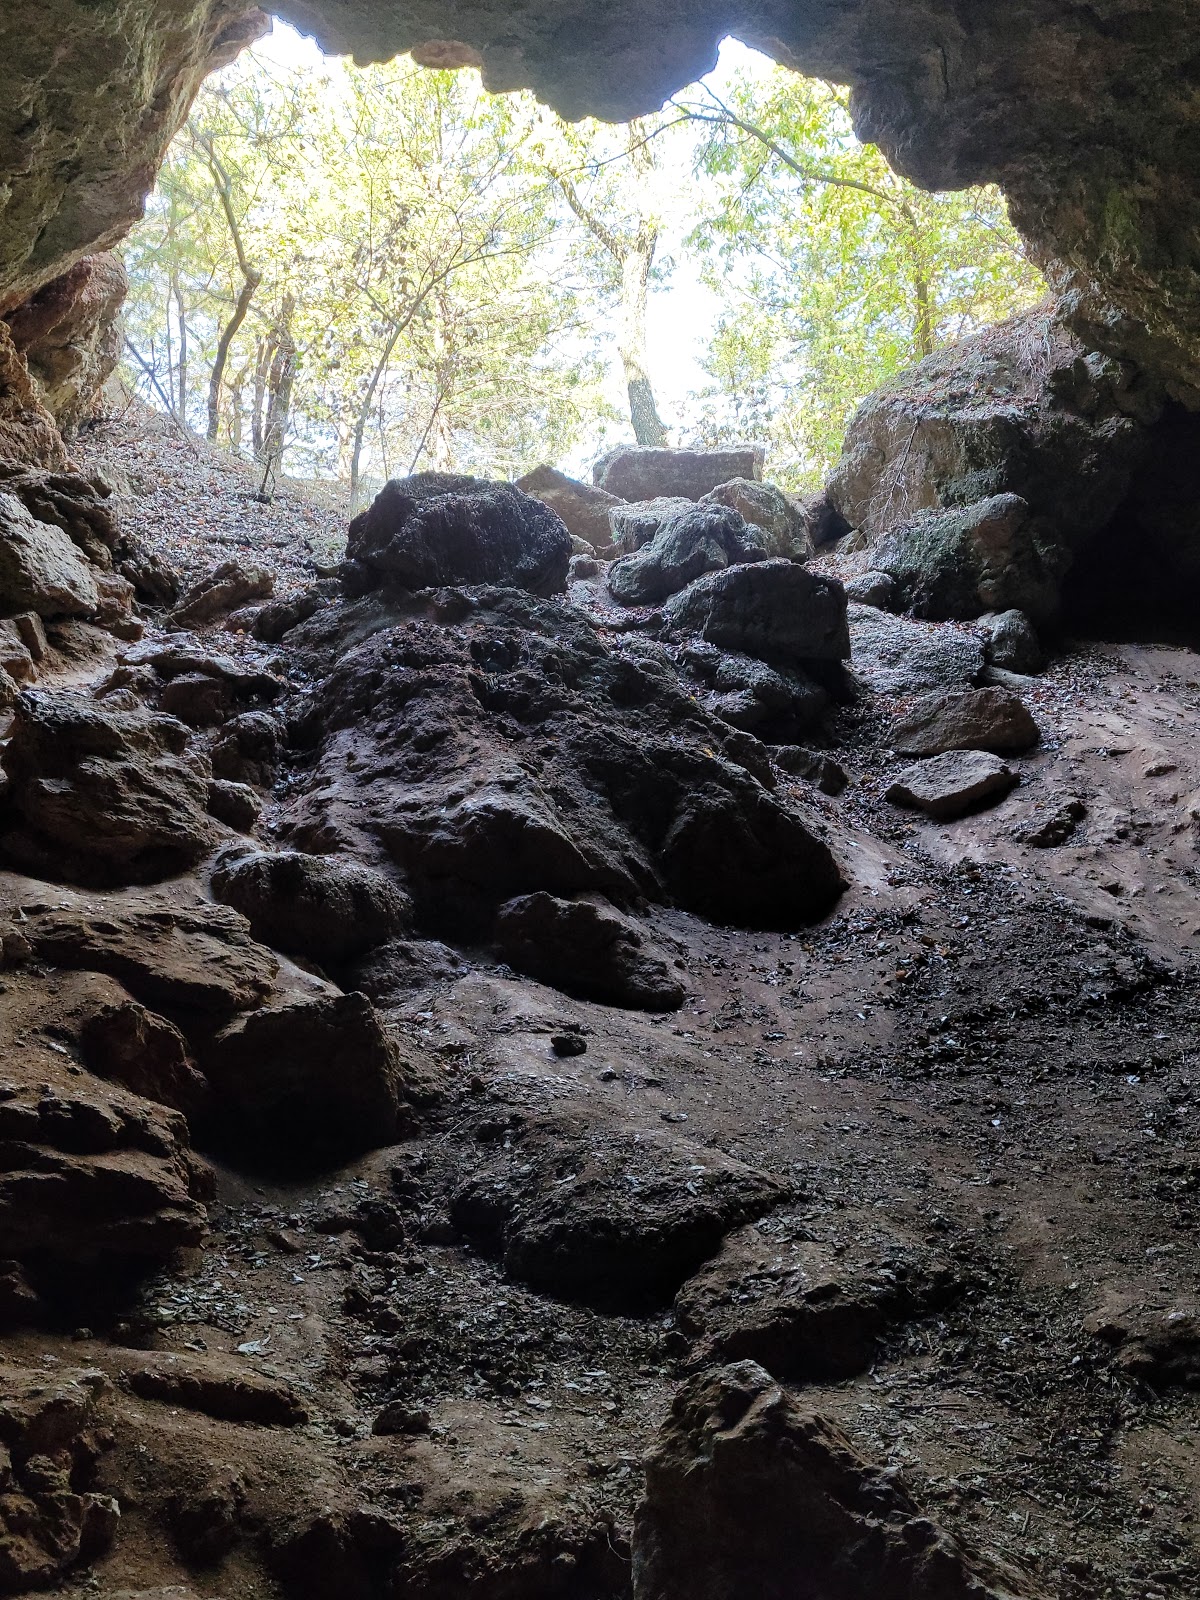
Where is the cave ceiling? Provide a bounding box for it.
[1,0,1199,397]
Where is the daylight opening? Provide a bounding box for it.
[118,21,1043,514]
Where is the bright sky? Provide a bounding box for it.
[255,19,777,460]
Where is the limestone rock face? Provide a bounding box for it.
[632,1362,1045,1600]
[5,253,128,433]
[344,474,571,598]
[0,689,220,885]
[0,492,99,617]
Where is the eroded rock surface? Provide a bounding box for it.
[632,1362,1045,1600]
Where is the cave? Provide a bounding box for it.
[0,4,1198,1600]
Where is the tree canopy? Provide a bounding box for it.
[120,34,1044,494]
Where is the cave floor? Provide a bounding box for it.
[6,412,1194,1599]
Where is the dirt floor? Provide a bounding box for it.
[3,411,1194,1599]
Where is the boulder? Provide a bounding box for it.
[226,588,325,642]
[0,324,68,469]
[0,491,99,617]
[169,560,274,628]
[826,307,1157,622]
[108,1348,306,1426]
[0,689,220,885]
[0,1361,119,1591]
[495,891,685,1011]
[343,473,571,597]
[663,559,850,665]
[632,1362,1046,1600]
[201,992,408,1167]
[210,710,283,788]
[24,899,279,1014]
[772,747,849,796]
[515,464,625,554]
[608,496,696,555]
[594,446,763,501]
[451,1116,787,1310]
[0,662,21,708]
[0,461,121,569]
[843,569,896,608]
[700,478,811,559]
[209,847,412,963]
[848,605,985,696]
[872,493,1061,625]
[205,778,262,833]
[982,607,1043,673]
[706,654,827,735]
[886,750,1019,820]
[607,504,765,606]
[891,687,1040,756]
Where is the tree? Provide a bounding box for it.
[675,73,1045,484]
[536,115,677,446]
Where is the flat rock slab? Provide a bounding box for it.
[595,446,763,501]
[849,604,984,695]
[26,900,279,1013]
[107,1348,307,1426]
[887,749,1018,820]
[891,686,1040,755]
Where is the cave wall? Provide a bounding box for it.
[1,0,1198,403]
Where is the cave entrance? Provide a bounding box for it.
[113,18,1042,515]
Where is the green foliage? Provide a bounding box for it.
[675,72,1046,487]
[122,47,612,492]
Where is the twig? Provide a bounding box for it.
[122,338,200,456]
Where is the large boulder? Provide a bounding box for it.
[700,478,811,559]
[826,307,1159,621]
[632,1362,1045,1600]
[594,446,763,501]
[209,847,412,963]
[451,1116,786,1310]
[607,504,765,606]
[0,491,99,616]
[848,604,985,696]
[0,689,220,884]
[515,464,625,555]
[495,891,684,1011]
[608,496,696,555]
[343,473,571,597]
[201,992,409,1167]
[663,559,850,666]
[170,560,274,628]
[871,493,1061,626]
[891,686,1040,756]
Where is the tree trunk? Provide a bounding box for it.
[617,240,669,447]
[173,278,188,422]
[252,338,270,457]
[207,268,261,442]
[914,267,935,358]
[260,293,297,493]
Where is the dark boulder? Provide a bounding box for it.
[607,504,765,606]
[209,847,412,963]
[699,478,811,559]
[848,605,985,696]
[887,750,1019,820]
[982,608,1043,673]
[495,891,685,1011]
[664,559,850,666]
[608,496,695,555]
[343,473,571,597]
